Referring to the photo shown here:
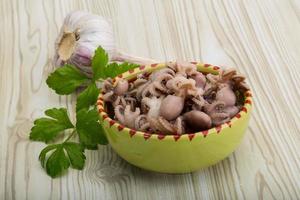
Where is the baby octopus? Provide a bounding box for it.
[102,62,249,135]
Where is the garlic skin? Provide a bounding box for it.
[54,11,116,75]
[54,11,157,76]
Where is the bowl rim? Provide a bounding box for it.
[97,62,253,141]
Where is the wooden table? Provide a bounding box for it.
[1,0,299,199]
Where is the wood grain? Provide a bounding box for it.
[0,0,299,199]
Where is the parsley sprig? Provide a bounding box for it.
[30,46,138,178]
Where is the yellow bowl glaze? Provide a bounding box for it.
[97,63,253,173]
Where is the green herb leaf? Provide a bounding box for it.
[98,124,108,145]
[46,64,90,95]
[117,62,140,72]
[76,83,100,111]
[63,142,86,170]
[30,47,136,178]
[91,46,139,80]
[39,142,86,177]
[30,108,74,143]
[39,144,59,167]
[92,46,109,81]
[103,62,139,78]
[45,145,70,178]
[76,108,108,148]
[45,108,74,127]
[81,144,98,150]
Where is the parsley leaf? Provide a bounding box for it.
[76,108,108,148]
[44,145,70,178]
[91,46,139,80]
[39,142,86,177]
[46,64,90,95]
[30,47,141,178]
[76,83,100,111]
[46,47,139,96]
[30,108,74,143]
[103,62,139,78]
[81,144,98,150]
[92,46,109,81]
[39,144,59,167]
[45,108,74,127]
[63,142,86,170]
[98,124,108,145]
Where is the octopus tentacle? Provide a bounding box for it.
[168,62,198,76]
[112,96,126,107]
[166,75,198,98]
[191,96,206,110]
[141,96,163,118]
[114,105,125,125]
[134,115,150,131]
[166,62,177,71]
[158,117,175,134]
[136,82,151,98]
[177,62,198,76]
[153,81,168,93]
[176,78,198,97]
[153,73,173,93]
[174,117,185,134]
[127,88,137,96]
[103,91,115,102]
[231,74,246,83]
[237,82,250,91]
[124,97,137,110]
[147,116,185,135]
[204,101,226,114]
[102,78,113,93]
[150,68,175,81]
[147,117,163,132]
[133,78,147,87]
[211,112,230,126]
[224,106,239,118]
[123,105,140,128]
[221,68,236,82]
[141,83,160,97]
[160,68,176,76]
[114,79,129,95]
[206,74,219,84]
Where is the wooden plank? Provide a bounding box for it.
[0,0,299,199]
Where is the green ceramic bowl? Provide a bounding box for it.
[97,63,253,173]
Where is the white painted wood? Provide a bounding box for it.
[0,0,299,199]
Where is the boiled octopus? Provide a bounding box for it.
[102,62,249,134]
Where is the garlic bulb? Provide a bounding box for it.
[54,11,156,76]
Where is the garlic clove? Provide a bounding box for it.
[54,11,115,76]
[72,45,93,66]
[54,11,158,75]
